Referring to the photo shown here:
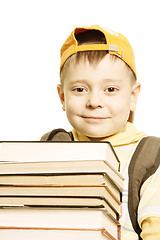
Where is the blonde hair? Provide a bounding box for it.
[60,51,136,85]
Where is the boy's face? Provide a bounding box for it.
[58,54,140,140]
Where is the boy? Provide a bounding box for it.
[41,25,160,239]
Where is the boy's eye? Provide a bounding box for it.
[73,87,87,92]
[106,87,117,93]
[77,88,85,92]
[108,87,115,92]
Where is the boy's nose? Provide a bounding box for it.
[86,92,103,109]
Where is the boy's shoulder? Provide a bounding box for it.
[128,136,160,238]
[40,128,73,141]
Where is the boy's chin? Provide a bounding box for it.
[87,137,107,141]
[86,130,122,140]
[86,134,112,141]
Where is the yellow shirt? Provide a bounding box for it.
[72,122,160,240]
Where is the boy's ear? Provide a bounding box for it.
[130,82,141,111]
[57,84,65,111]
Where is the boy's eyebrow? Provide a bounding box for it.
[69,78,122,84]
[102,78,122,83]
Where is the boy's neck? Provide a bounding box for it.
[72,122,146,147]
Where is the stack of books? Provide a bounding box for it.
[0,141,124,240]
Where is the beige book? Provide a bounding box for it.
[0,228,117,240]
[0,160,124,191]
[0,185,121,214]
[0,196,118,219]
[0,173,120,198]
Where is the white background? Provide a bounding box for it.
[0,0,160,140]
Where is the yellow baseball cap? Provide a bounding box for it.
[60,25,136,79]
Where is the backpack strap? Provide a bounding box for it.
[40,128,74,141]
[128,136,160,239]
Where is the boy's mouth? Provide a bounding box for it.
[82,116,108,123]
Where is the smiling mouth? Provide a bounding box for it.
[86,117,106,119]
[82,116,108,122]
[82,116,109,119]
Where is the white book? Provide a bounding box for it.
[0,141,120,171]
[0,228,117,240]
[0,208,120,239]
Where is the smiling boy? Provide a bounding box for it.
[41,25,160,239]
[58,53,139,141]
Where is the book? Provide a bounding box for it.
[0,141,123,239]
[0,173,120,198]
[0,208,120,239]
[0,185,121,214]
[0,160,124,191]
[0,228,117,240]
[0,196,118,219]
[0,141,120,171]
